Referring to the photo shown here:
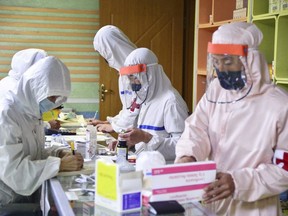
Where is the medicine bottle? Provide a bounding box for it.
[117,136,128,160]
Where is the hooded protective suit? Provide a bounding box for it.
[93,25,138,132]
[175,22,288,215]
[121,48,189,161]
[0,48,48,98]
[0,56,71,206]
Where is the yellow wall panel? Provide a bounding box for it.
[0,5,99,79]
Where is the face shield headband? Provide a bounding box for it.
[120,64,147,91]
[120,64,150,110]
[206,42,253,104]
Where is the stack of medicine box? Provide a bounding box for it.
[233,0,248,20]
[268,0,288,13]
[281,0,288,11]
[269,0,280,13]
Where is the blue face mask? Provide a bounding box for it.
[39,98,56,114]
[216,68,245,90]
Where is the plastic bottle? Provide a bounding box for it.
[86,125,97,159]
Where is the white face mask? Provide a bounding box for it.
[39,98,56,114]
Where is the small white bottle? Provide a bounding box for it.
[86,125,97,159]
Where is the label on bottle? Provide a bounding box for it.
[117,147,128,159]
[117,133,128,160]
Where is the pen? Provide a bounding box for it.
[93,110,98,120]
[69,140,75,155]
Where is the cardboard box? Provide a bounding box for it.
[269,0,280,13]
[95,159,142,213]
[233,8,247,19]
[281,0,288,10]
[142,161,216,205]
[236,0,248,9]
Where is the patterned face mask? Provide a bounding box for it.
[131,83,142,91]
[215,68,245,90]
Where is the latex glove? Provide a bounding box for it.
[59,150,82,158]
[49,120,61,130]
[108,140,118,151]
[118,128,152,148]
[87,119,109,126]
[59,153,84,171]
[202,172,235,204]
[96,123,114,133]
[175,156,197,163]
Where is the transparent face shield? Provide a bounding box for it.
[206,43,253,104]
[120,64,149,110]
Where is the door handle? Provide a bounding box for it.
[100,84,113,102]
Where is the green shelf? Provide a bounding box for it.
[275,81,288,92]
[252,0,281,18]
[275,14,288,80]
[253,0,270,16]
[252,16,276,65]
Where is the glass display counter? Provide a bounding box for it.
[47,173,216,216]
[45,130,215,215]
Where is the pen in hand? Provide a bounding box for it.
[68,140,75,155]
[93,110,98,120]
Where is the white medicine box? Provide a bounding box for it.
[95,159,142,213]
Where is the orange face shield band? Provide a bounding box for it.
[207,42,248,56]
[120,64,147,75]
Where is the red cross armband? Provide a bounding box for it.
[130,98,140,112]
[273,149,288,171]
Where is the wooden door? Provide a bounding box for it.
[99,0,184,120]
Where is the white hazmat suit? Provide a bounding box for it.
[175,22,288,215]
[0,56,71,206]
[120,48,189,162]
[0,48,48,98]
[93,25,138,132]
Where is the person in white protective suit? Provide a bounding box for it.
[0,48,48,98]
[117,47,189,162]
[0,48,60,130]
[90,25,138,133]
[175,22,288,215]
[0,56,84,206]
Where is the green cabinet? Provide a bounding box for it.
[252,16,276,78]
[252,0,288,85]
[275,14,288,82]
